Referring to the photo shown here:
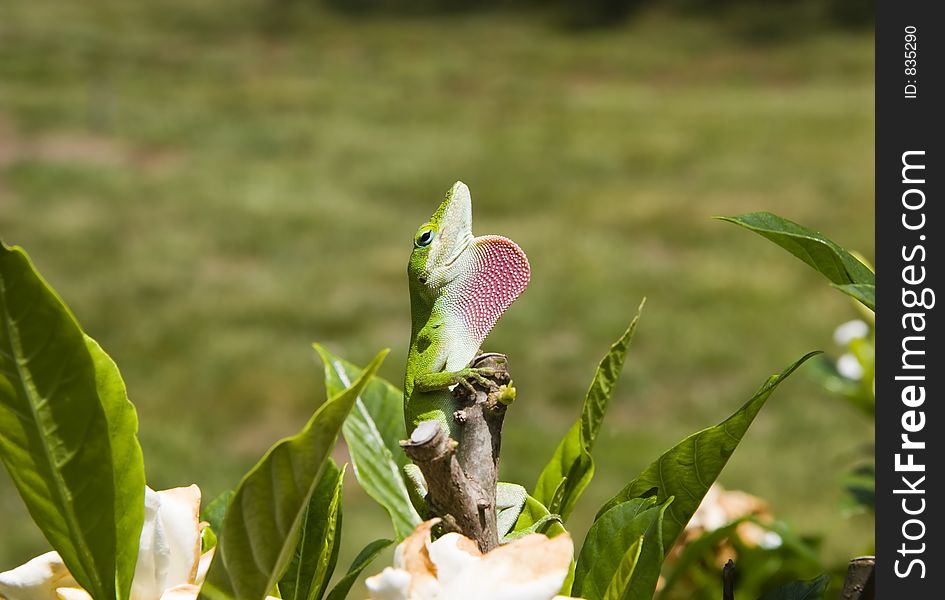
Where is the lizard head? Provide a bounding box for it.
[408,181,530,350]
[408,181,475,294]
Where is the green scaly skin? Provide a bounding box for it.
[404,181,531,537]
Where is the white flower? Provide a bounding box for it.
[0,553,78,600]
[365,519,578,600]
[366,569,412,600]
[758,531,783,550]
[836,353,864,381]
[132,486,203,600]
[684,483,776,549]
[833,319,869,346]
[0,486,210,600]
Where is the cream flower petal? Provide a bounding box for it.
[441,533,573,600]
[425,533,480,582]
[0,552,77,600]
[158,584,279,600]
[193,550,214,588]
[364,568,411,600]
[53,589,90,600]
[158,584,200,600]
[131,485,202,600]
[367,520,576,600]
[392,519,439,598]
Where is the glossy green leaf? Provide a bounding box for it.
[597,352,819,555]
[601,536,643,600]
[756,574,830,600]
[314,344,420,541]
[502,514,562,541]
[279,461,345,600]
[719,212,874,308]
[573,497,670,600]
[323,539,393,600]
[84,337,147,600]
[831,283,875,312]
[199,349,388,600]
[511,494,567,538]
[533,300,644,521]
[0,243,145,600]
[201,527,218,554]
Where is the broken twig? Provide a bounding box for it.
[840,556,875,600]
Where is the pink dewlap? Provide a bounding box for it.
[457,235,531,347]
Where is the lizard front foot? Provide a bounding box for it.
[456,366,501,394]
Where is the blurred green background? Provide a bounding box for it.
[0,0,872,593]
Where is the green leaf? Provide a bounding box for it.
[199,349,388,600]
[323,539,393,600]
[202,527,218,554]
[202,490,234,538]
[719,212,874,308]
[279,461,345,600]
[756,574,830,600]
[313,344,421,541]
[601,535,643,600]
[536,445,592,522]
[533,300,644,521]
[596,352,819,555]
[84,337,147,600]
[831,283,875,312]
[511,494,568,539]
[573,497,670,600]
[0,243,145,600]
[502,514,563,541]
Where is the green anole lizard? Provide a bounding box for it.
[404,181,529,539]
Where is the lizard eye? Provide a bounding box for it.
[415,229,435,248]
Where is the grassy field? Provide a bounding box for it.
[0,0,872,591]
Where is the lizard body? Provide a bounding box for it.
[403,182,530,538]
[404,181,530,437]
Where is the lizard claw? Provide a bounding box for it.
[457,376,478,394]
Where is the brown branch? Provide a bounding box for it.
[400,420,491,547]
[840,556,875,600]
[454,353,512,504]
[400,353,513,553]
